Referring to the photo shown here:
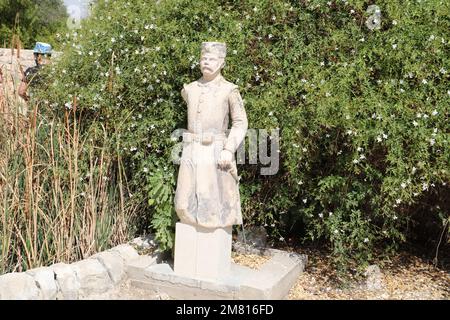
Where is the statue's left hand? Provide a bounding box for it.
[218,149,233,170]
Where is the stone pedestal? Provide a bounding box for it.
[174,222,232,281]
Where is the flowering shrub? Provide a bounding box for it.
[35,0,449,268]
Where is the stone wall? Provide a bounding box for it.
[0,244,143,300]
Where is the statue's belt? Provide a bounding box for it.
[182,132,226,145]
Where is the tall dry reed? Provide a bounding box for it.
[0,68,136,274]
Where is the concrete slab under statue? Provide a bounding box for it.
[174,222,233,281]
[125,41,307,299]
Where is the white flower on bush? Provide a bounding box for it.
[392,20,398,25]
[392,44,397,49]
[432,110,438,116]
[376,136,382,142]
[422,79,428,84]
[319,213,323,218]
[130,147,137,152]
[429,138,436,146]
[333,229,339,234]
[413,120,419,127]
[353,159,359,164]
[302,198,307,204]
[364,238,369,243]
[143,167,148,173]
[111,37,116,43]
[422,183,429,191]
[401,183,407,189]
[329,212,333,216]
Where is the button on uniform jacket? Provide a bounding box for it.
[174,74,248,228]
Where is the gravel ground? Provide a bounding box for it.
[284,247,449,300]
[231,252,270,269]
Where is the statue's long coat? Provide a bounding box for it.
[174,75,248,228]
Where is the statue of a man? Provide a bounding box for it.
[174,42,248,229]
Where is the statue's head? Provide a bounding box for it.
[200,42,226,79]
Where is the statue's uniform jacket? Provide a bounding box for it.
[174,75,248,228]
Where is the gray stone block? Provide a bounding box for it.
[110,244,139,263]
[0,273,42,300]
[125,255,158,282]
[51,263,80,300]
[26,267,58,300]
[91,250,126,284]
[71,259,113,297]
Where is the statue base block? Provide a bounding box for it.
[127,248,308,300]
[173,222,232,282]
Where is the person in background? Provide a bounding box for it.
[18,42,52,101]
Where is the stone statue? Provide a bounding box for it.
[174,42,248,229]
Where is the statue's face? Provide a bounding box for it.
[200,52,224,77]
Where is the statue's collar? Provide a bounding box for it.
[197,75,223,88]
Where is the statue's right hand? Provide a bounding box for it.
[218,149,233,170]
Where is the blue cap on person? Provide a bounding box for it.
[33,42,52,55]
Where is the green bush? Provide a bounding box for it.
[35,0,449,269]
